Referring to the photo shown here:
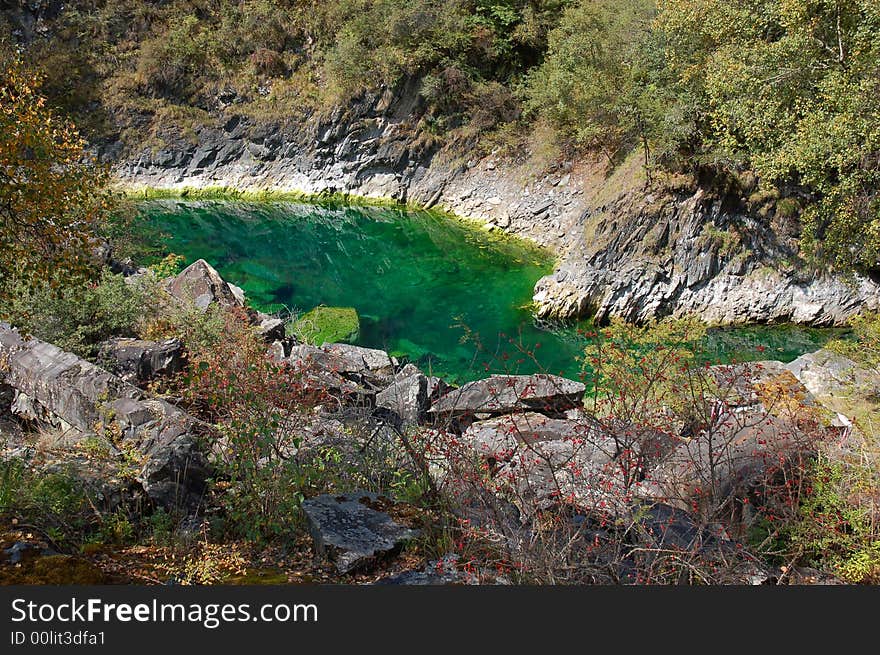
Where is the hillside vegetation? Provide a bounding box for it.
[2,9,880,585]
[2,0,878,273]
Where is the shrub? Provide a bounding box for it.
[249,48,287,78]
[827,312,880,369]
[0,268,158,360]
[0,54,111,300]
[788,456,880,583]
[0,459,93,546]
[172,306,327,541]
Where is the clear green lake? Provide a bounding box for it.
[136,200,842,383]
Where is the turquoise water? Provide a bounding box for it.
[136,200,840,382]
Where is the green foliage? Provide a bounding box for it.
[788,456,880,583]
[524,0,682,169]
[0,268,157,360]
[0,52,111,299]
[657,0,880,270]
[142,302,227,356]
[98,510,135,545]
[291,305,360,345]
[148,253,186,280]
[826,311,880,368]
[173,307,324,542]
[583,316,708,411]
[0,460,92,544]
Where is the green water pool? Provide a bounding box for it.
[136,200,841,383]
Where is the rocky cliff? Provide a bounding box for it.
[111,82,880,326]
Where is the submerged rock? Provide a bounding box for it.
[292,306,360,345]
[302,493,419,574]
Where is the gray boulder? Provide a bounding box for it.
[645,407,815,512]
[288,343,396,378]
[709,360,816,408]
[375,370,449,427]
[429,374,585,418]
[786,348,880,398]
[266,340,286,362]
[98,338,184,384]
[376,373,428,426]
[463,412,611,461]
[256,316,286,343]
[0,324,210,510]
[165,259,244,311]
[1,324,139,434]
[379,555,477,585]
[319,343,398,377]
[302,493,419,574]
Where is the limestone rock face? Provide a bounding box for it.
[532,190,880,326]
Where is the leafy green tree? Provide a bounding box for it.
[658,0,880,270]
[0,53,110,300]
[524,0,681,175]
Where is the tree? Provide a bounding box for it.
[0,53,110,301]
[657,0,880,271]
[524,0,683,177]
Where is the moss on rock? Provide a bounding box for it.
[291,306,360,345]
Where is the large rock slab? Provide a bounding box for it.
[287,343,397,378]
[321,343,397,377]
[786,348,880,398]
[302,493,419,574]
[98,337,184,384]
[429,412,631,516]
[1,324,139,434]
[165,259,244,311]
[644,407,816,511]
[709,360,816,409]
[376,373,428,427]
[429,374,585,418]
[463,412,611,461]
[0,324,210,510]
[374,370,447,427]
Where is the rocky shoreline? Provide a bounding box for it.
[110,83,879,327]
[3,258,877,582]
